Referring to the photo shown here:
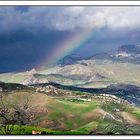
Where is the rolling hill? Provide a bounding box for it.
[0,44,140,135]
[0,82,140,134]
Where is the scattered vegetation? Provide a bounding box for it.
[0,94,35,134]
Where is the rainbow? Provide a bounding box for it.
[42,25,100,66]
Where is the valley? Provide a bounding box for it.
[0,45,140,135]
[0,81,140,135]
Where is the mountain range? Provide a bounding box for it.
[0,44,140,135]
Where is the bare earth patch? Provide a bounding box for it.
[120,112,140,125]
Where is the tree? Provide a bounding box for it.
[0,94,35,134]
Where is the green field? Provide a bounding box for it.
[0,89,140,135]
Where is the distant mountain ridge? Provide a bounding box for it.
[118,44,140,54]
[58,44,140,66]
[58,54,86,66]
[112,44,140,64]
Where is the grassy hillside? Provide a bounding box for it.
[1,88,140,135]
[1,59,140,88]
[0,72,28,83]
[39,59,140,87]
[34,74,86,86]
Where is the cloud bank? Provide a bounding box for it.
[0,6,140,33]
[0,6,140,73]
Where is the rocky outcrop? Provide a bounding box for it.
[26,68,37,75]
[22,75,48,85]
[34,85,73,96]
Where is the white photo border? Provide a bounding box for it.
[0,1,140,139]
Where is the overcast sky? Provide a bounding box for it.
[0,6,140,73]
[1,6,140,32]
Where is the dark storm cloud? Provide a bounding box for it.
[0,29,73,73]
[77,28,140,57]
[0,6,140,72]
